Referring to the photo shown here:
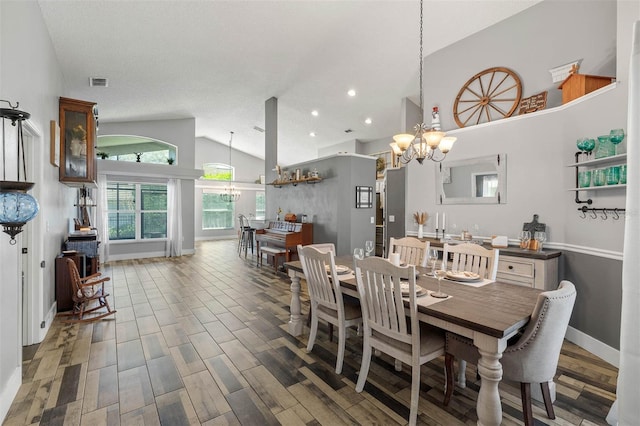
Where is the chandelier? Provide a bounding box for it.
[390,0,456,164]
[220,131,241,203]
[0,100,39,245]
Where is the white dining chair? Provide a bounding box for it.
[389,236,430,267]
[442,242,499,280]
[354,256,444,426]
[297,244,361,374]
[443,281,577,426]
[442,242,499,385]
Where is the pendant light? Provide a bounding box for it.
[0,100,39,245]
[220,131,240,203]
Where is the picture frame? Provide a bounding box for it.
[59,97,97,185]
[50,120,60,167]
[355,185,373,208]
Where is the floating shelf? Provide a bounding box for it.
[567,153,626,167]
[568,184,626,191]
[268,177,322,188]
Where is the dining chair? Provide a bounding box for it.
[388,236,430,267]
[442,242,499,280]
[303,242,337,337]
[354,256,444,426]
[443,280,577,426]
[59,258,116,323]
[297,244,362,374]
[441,242,499,385]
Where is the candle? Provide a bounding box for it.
[442,213,446,230]
[389,252,401,266]
[436,212,439,229]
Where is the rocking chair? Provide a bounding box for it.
[59,258,116,323]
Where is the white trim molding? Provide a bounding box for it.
[566,326,620,368]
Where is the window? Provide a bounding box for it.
[202,192,234,229]
[203,163,234,181]
[107,182,167,240]
[96,135,176,164]
[255,192,265,220]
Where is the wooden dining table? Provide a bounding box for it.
[284,255,543,426]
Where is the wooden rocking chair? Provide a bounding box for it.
[59,258,116,323]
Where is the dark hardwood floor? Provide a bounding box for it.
[4,239,617,425]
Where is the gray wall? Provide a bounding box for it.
[385,168,406,247]
[268,154,376,256]
[403,0,635,352]
[99,119,198,257]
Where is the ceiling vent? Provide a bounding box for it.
[253,126,265,133]
[344,129,353,133]
[89,77,108,87]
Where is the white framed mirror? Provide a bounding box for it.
[436,154,506,204]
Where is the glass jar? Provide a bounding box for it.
[578,170,591,188]
[592,168,606,186]
[606,166,620,185]
[595,135,616,158]
[620,164,627,184]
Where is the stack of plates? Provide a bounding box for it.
[400,282,428,297]
[445,271,482,282]
[326,265,352,275]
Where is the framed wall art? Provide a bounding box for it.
[355,185,373,208]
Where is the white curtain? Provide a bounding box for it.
[96,174,110,263]
[608,20,640,426]
[166,178,182,257]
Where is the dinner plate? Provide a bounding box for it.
[400,282,428,297]
[446,271,482,282]
[326,265,351,275]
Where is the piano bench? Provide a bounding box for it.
[259,246,287,274]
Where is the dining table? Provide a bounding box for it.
[284,255,543,426]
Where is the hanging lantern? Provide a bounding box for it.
[0,100,39,245]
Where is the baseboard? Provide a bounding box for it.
[566,325,620,367]
[0,367,21,424]
[195,235,236,241]
[107,251,166,262]
[38,302,58,342]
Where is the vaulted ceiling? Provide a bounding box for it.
[38,0,540,166]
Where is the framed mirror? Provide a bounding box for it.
[436,154,506,204]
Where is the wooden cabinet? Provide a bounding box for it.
[496,254,558,290]
[59,97,98,186]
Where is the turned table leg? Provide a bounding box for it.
[288,269,303,336]
[474,335,507,426]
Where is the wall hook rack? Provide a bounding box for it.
[578,206,625,220]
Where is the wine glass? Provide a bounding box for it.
[518,230,531,249]
[432,268,449,299]
[582,138,596,159]
[365,240,374,257]
[353,248,364,260]
[610,128,625,145]
[534,231,546,252]
[428,248,439,274]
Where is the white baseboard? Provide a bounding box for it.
[0,367,21,424]
[38,302,58,343]
[566,325,620,367]
[107,251,166,262]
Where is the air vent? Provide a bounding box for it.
[89,77,108,87]
[344,129,353,133]
[253,126,265,133]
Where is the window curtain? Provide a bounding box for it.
[607,20,640,426]
[166,178,182,257]
[96,174,110,263]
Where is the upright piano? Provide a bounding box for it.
[255,221,313,261]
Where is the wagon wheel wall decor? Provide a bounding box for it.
[453,67,522,128]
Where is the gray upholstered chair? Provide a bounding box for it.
[443,280,577,426]
[354,256,444,426]
[388,236,430,267]
[298,244,361,374]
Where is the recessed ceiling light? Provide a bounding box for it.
[365,118,372,125]
[311,110,319,117]
[309,132,316,137]
[347,89,356,97]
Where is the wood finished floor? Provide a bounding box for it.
[5,240,617,425]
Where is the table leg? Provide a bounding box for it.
[474,335,507,426]
[288,269,303,336]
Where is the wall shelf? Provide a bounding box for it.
[566,153,626,168]
[268,177,322,188]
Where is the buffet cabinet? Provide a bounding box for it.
[496,254,559,290]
